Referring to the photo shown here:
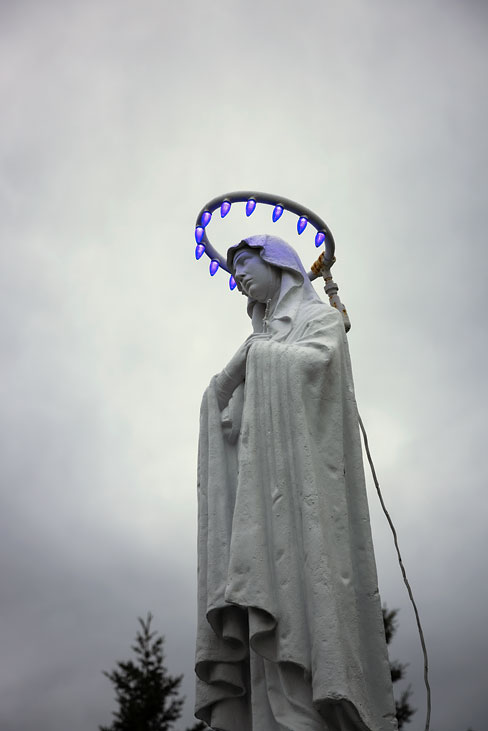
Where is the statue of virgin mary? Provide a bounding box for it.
[195,234,398,731]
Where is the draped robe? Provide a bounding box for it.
[195,236,397,731]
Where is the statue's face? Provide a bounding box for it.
[233,248,279,303]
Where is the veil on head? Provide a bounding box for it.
[227,234,308,282]
[227,234,322,326]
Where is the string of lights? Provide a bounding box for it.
[194,190,336,289]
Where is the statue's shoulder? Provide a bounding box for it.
[303,299,345,329]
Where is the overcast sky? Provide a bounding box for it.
[1,1,487,729]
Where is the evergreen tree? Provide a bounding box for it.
[382,606,416,729]
[100,613,206,731]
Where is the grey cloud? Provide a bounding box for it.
[1,1,486,729]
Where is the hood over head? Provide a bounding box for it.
[227,234,322,334]
[227,234,310,281]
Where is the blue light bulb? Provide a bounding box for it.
[220,200,231,218]
[315,231,326,248]
[246,198,256,216]
[201,210,212,228]
[195,226,204,244]
[229,275,237,290]
[195,243,205,260]
[209,260,219,276]
[297,216,308,235]
[272,205,283,222]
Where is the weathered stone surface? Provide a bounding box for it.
[195,235,397,731]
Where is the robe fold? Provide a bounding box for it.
[195,235,397,731]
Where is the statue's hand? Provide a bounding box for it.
[228,332,271,381]
[244,331,272,349]
[215,332,271,410]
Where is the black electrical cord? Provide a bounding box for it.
[358,413,432,731]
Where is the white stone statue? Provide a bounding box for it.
[195,235,398,731]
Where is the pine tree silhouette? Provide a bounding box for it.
[100,613,206,731]
[382,606,416,729]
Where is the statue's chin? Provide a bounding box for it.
[248,285,275,304]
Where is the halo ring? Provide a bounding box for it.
[194,191,336,284]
